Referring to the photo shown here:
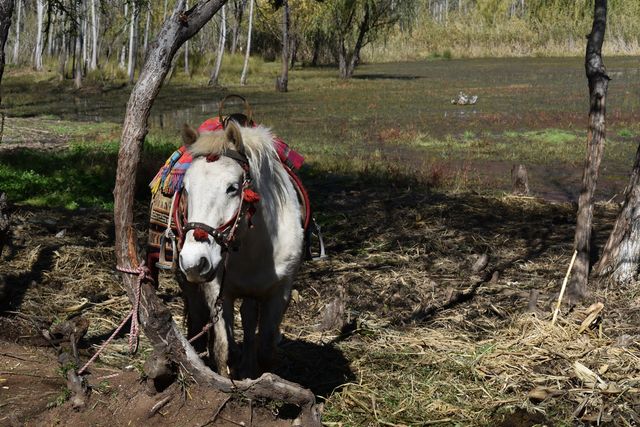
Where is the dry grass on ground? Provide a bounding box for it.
[1,180,640,426]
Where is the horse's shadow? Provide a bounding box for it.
[274,336,354,398]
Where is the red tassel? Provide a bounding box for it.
[206,154,220,162]
[243,189,261,203]
[193,228,209,242]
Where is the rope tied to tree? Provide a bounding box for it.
[77,262,152,375]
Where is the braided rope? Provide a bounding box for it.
[77,262,150,375]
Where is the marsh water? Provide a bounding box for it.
[7,56,640,202]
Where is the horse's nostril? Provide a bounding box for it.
[198,257,209,273]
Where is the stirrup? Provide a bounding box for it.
[156,230,178,271]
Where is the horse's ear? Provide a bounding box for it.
[182,124,199,146]
[225,120,245,153]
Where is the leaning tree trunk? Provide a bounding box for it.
[239,0,253,85]
[112,1,320,424]
[208,3,226,86]
[568,0,609,301]
[275,0,289,92]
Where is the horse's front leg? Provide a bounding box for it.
[239,298,259,379]
[208,297,239,377]
[257,281,292,373]
[178,279,210,353]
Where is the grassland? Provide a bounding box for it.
[2,57,640,426]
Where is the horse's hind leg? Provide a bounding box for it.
[239,298,259,378]
[257,282,292,373]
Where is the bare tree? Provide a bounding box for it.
[568,0,609,301]
[208,2,226,86]
[239,0,253,85]
[113,2,320,423]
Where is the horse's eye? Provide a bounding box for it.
[226,185,238,195]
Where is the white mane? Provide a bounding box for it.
[188,125,292,221]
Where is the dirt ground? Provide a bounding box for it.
[1,175,640,426]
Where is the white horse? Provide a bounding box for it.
[177,121,304,378]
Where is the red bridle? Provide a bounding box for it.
[173,152,260,252]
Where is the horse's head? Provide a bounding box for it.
[178,121,250,283]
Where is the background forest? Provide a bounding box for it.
[6,0,640,87]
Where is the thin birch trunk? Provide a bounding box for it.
[230,0,246,55]
[90,0,98,70]
[34,0,44,70]
[568,0,609,301]
[143,4,150,61]
[46,8,54,57]
[127,0,138,83]
[208,3,225,86]
[119,3,128,69]
[239,0,253,85]
[82,1,88,72]
[184,0,190,77]
[275,0,289,92]
[11,0,18,64]
[74,34,82,88]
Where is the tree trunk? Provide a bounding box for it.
[594,145,640,282]
[90,0,98,70]
[239,0,253,85]
[184,0,190,77]
[143,5,151,61]
[74,34,82,89]
[127,0,139,83]
[10,0,18,64]
[568,0,609,302]
[82,2,88,72]
[208,3,226,86]
[112,1,321,423]
[275,0,289,92]
[119,3,128,70]
[230,0,245,55]
[34,0,44,70]
[0,0,12,103]
[338,4,369,80]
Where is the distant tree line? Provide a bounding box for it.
[3,0,640,84]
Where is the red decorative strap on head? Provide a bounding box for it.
[243,188,260,203]
[193,228,210,242]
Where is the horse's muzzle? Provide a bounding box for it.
[180,254,215,283]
